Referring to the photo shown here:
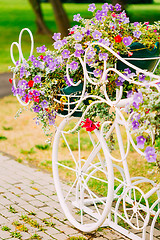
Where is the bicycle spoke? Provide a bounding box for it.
[136,212,139,228]
[82,175,105,208]
[137,211,145,221]
[62,132,77,166]
[130,212,135,221]
[65,176,79,201]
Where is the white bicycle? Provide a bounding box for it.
[11,28,160,240]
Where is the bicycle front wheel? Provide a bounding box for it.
[52,118,114,232]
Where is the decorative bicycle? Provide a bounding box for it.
[11,28,160,240]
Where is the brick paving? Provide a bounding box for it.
[0,153,159,240]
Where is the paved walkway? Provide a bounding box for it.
[0,153,129,240]
[0,153,159,240]
[0,72,12,98]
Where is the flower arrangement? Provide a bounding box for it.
[10,3,160,165]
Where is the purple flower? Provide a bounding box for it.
[62,49,70,59]
[64,76,73,86]
[48,62,57,71]
[33,90,40,97]
[99,52,108,61]
[102,3,109,11]
[115,3,121,11]
[32,60,40,68]
[41,100,48,108]
[28,55,36,62]
[134,22,139,27]
[133,92,143,104]
[20,66,26,78]
[115,76,125,86]
[88,3,96,12]
[108,4,113,11]
[127,90,133,98]
[48,114,56,125]
[36,45,47,53]
[86,30,91,36]
[133,30,142,39]
[74,49,84,58]
[93,69,102,77]
[123,36,133,46]
[73,32,83,41]
[145,146,157,162]
[45,57,53,65]
[18,79,28,89]
[11,86,17,96]
[95,10,103,21]
[132,113,141,121]
[33,75,41,84]
[52,33,61,41]
[87,47,96,59]
[74,43,82,50]
[132,120,139,130]
[139,74,146,82]
[136,135,146,149]
[33,105,41,113]
[70,61,78,70]
[123,17,130,24]
[124,68,131,75]
[92,30,102,40]
[62,39,67,46]
[133,102,140,109]
[16,88,25,96]
[99,38,110,46]
[73,14,82,22]
[101,10,108,18]
[54,40,63,50]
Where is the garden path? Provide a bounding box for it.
[0,72,12,98]
[0,153,160,240]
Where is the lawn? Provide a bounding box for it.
[0,0,160,72]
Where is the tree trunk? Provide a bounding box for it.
[48,0,70,38]
[112,0,127,10]
[28,0,51,35]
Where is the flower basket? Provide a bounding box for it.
[117,41,160,71]
[57,83,83,117]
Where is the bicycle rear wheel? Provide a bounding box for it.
[52,118,114,232]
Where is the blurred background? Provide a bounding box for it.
[0,0,160,73]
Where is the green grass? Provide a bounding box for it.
[0,135,7,140]
[0,0,160,72]
[35,143,50,150]
[20,147,36,154]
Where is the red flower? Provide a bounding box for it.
[33,96,39,103]
[114,35,122,43]
[145,109,150,114]
[45,108,49,112]
[40,55,44,60]
[80,118,100,132]
[9,78,13,84]
[128,51,133,57]
[111,13,117,18]
[69,31,74,35]
[28,80,34,87]
[25,95,29,103]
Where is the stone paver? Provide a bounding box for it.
[0,153,159,240]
